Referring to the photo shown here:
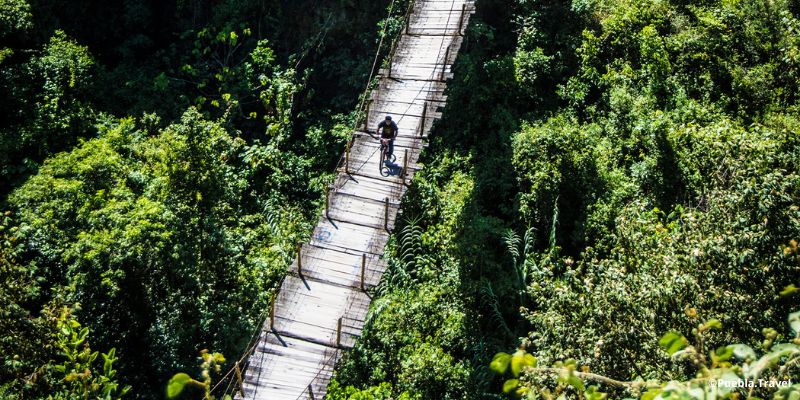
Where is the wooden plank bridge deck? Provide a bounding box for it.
[238,1,475,398]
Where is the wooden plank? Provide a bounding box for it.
[308,218,391,256]
[291,246,388,289]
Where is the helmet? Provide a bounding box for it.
[385,115,392,121]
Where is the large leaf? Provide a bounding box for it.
[658,331,688,356]
[503,379,520,394]
[510,349,537,377]
[747,343,800,378]
[566,374,585,391]
[167,373,192,398]
[712,346,734,364]
[702,319,723,331]
[490,352,512,375]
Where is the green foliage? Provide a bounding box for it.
[326,380,416,400]
[0,0,32,38]
[5,109,317,395]
[514,99,800,385]
[1,29,96,190]
[1,299,129,399]
[0,0,421,398]
[166,350,231,400]
[508,0,800,389]
[0,212,55,398]
[496,314,800,399]
[489,349,537,398]
[4,0,800,399]
[48,307,130,399]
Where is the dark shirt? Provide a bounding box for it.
[377,120,398,139]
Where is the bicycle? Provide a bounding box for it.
[379,138,396,177]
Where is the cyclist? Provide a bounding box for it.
[377,115,399,161]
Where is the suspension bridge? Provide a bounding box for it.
[234,1,475,398]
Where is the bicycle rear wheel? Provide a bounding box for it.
[379,146,391,176]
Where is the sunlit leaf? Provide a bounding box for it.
[510,349,536,377]
[503,379,520,394]
[659,331,688,355]
[490,352,512,375]
[780,285,799,297]
[702,318,722,331]
[167,373,192,398]
[641,389,661,400]
[566,374,585,391]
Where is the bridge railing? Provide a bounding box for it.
[211,0,414,397]
[213,0,478,397]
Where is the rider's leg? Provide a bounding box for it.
[388,140,394,160]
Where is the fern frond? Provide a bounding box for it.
[397,217,423,275]
[502,229,520,265]
[549,196,559,250]
[364,297,390,328]
[522,226,536,260]
[479,279,514,338]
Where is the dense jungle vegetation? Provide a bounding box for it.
[1,0,799,399]
[0,0,405,398]
[328,0,800,399]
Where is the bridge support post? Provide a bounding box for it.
[234,361,245,397]
[345,138,352,174]
[308,384,316,400]
[383,197,390,231]
[457,4,467,36]
[440,45,451,81]
[360,254,366,292]
[402,149,409,186]
[269,295,276,330]
[418,101,427,136]
[297,243,303,276]
[364,99,372,130]
[325,187,331,220]
[404,1,412,35]
[336,317,343,348]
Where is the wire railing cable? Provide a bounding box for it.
[211,0,406,398]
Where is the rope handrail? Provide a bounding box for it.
[209,298,272,394]
[213,0,408,397]
[333,0,413,185]
[215,0,475,396]
[289,0,466,396]
[338,0,467,183]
